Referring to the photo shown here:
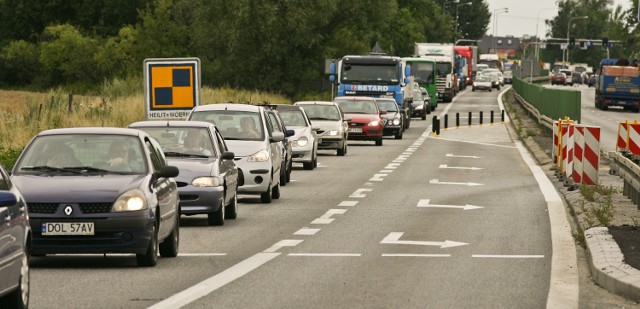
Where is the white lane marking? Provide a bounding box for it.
[149,252,280,309]
[417,199,483,210]
[178,253,227,257]
[402,152,412,156]
[311,209,348,224]
[429,179,484,186]
[434,137,518,149]
[350,188,373,198]
[393,158,407,163]
[364,182,374,186]
[514,142,578,308]
[472,255,544,259]
[369,174,388,182]
[294,228,320,236]
[288,253,361,257]
[381,254,451,257]
[497,86,510,122]
[338,201,359,207]
[380,169,393,173]
[385,163,401,169]
[263,239,304,253]
[380,232,468,248]
[406,148,417,152]
[439,164,484,170]
[446,154,482,159]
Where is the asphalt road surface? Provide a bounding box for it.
[29,87,582,309]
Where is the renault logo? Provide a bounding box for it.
[64,205,73,216]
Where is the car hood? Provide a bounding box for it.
[381,111,401,119]
[344,113,380,124]
[166,158,216,181]
[290,126,312,140]
[309,120,341,133]
[12,174,147,203]
[225,140,267,157]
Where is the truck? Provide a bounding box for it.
[403,57,438,112]
[595,58,640,112]
[329,54,413,127]
[478,54,502,72]
[414,43,457,103]
[455,46,477,88]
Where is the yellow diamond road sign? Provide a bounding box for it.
[144,58,201,119]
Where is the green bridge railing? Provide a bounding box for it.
[512,77,581,123]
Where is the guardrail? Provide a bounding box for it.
[609,151,640,208]
[512,77,581,123]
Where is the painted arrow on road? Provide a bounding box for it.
[417,199,483,210]
[446,154,482,159]
[429,179,484,186]
[439,164,484,170]
[380,232,468,248]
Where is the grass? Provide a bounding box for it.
[0,79,292,168]
[577,185,618,228]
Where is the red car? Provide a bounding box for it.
[334,96,385,146]
[551,72,566,86]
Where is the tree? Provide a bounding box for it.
[0,40,40,85]
[39,24,100,85]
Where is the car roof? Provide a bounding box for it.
[333,96,376,101]
[260,104,302,111]
[128,120,217,130]
[37,127,143,137]
[294,101,336,106]
[191,103,262,112]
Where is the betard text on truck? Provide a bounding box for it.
[329,55,412,113]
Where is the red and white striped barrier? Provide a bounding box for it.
[556,119,575,173]
[617,121,629,152]
[628,123,640,156]
[553,121,559,164]
[582,126,601,185]
[565,125,576,178]
[573,126,585,184]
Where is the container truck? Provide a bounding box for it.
[595,58,640,112]
[478,54,502,72]
[403,57,438,112]
[455,46,477,87]
[414,43,457,102]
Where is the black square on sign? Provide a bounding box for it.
[173,69,191,87]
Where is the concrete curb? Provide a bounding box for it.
[585,227,640,303]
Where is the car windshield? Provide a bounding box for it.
[299,105,341,121]
[14,134,147,175]
[335,99,378,114]
[135,127,215,158]
[476,75,490,82]
[340,63,399,84]
[407,61,435,83]
[278,110,308,127]
[190,110,265,141]
[376,101,398,112]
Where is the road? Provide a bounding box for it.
[30,87,580,308]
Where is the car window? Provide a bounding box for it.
[146,139,164,173]
[335,100,378,114]
[139,126,216,157]
[279,110,308,127]
[190,110,265,141]
[299,105,341,121]
[214,130,228,153]
[267,112,284,132]
[263,111,276,136]
[376,101,398,112]
[0,166,9,190]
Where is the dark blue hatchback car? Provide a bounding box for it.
[11,127,180,267]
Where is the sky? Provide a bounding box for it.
[484,0,633,38]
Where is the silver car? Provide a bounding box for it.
[268,105,318,170]
[128,121,239,226]
[294,101,349,156]
[188,104,284,203]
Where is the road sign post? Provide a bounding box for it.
[143,58,201,120]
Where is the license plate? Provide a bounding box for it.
[349,128,362,133]
[42,222,94,236]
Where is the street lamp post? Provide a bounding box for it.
[493,8,509,53]
[565,16,588,64]
[442,0,458,15]
[455,2,472,44]
[535,8,555,61]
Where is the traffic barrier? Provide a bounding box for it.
[582,126,601,185]
[553,121,559,164]
[617,121,629,152]
[444,114,449,130]
[573,126,585,184]
[556,119,576,173]
[628,122,640,156]
[565,124,576,179]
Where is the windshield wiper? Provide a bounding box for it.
[63,166,110,173]
[164,151,209,159]
[21,165,64,172]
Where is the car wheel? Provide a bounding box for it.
[286,160,292,183]
[395,128,403,139]
[375,138,383,146]
[136,223,158,267]
[225,191,238,219]
[159,214,179,258]
[261,183,273,203]
[279,162,287,187]
[272,182,280,199]
[422,109,427,120]
[472,87,475,91]
[207,200,225,226]
[1,250,29,308]
[337,142,346,156]
[312,150,318,168]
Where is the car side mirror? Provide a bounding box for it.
[0,191,17,206]
[285,129,295,137]
[270,131,285,143]
[221,151,235,160]
[156,165,179,178]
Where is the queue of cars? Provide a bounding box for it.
[0,95,431,305]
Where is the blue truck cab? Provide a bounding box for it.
[595,58,640,112]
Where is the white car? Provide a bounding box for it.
[472,75,492,92]
[295,101,349,156]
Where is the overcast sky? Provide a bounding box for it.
[484,0,633,38]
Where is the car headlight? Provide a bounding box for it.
[392,118,401,125]
[296,136,308,147]
[326,130,339,136]
[368,120,380,126]
[192,176,221,187]
[248,149,269,162]
[415,105,423,110]
[112,189,147,212]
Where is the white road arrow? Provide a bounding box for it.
[417,199,483,210]
[439,164,484,170]
[446,154,482,159]
[380,232,468,248]
[429,179,484,186]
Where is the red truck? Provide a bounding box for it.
[454,46,477,86]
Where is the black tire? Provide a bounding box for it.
[261,183,272,203]
[272,182,280,199]
[279,164,287,187]
[337,142,346,156]
[159,214,179,258]
[375,138,383,146]
[422,110,427,120]
[207,201,224,226]
[0,251,29,309]
[225,192,238,219]
[303,159,314,170]
[285,160,292,183]
[472,87,476,91]
[136,223,158,267]
[312,150,318,168]
[395,128,403,139]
